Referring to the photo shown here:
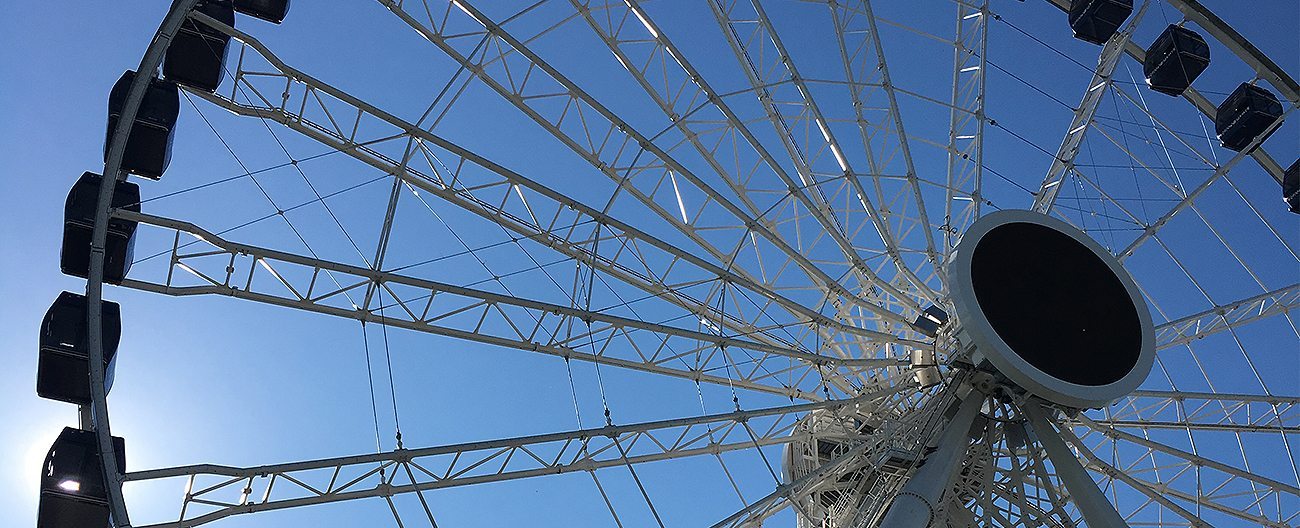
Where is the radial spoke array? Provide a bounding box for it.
[379,0,928,340]
[189,11,922,368]
[80,0,1300,526]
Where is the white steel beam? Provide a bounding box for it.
[1154,283,1300,350]
[1022,402,1128,528]
[1092,390,1300,434]
[123,389,906,528]
[943,0,989,261]
[1076,413,1300,526]
[118,210,907,400]
[877,389,984,528]
[1032,3,1145,213]
[1064,426,1213,528]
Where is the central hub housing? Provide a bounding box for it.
[948,210,1154,408]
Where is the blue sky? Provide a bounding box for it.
[2,1,1296,526]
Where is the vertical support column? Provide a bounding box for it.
[1022,400,1129,528]
[878,389,984,528]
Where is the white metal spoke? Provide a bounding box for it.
[1154,283,1300,351]
[942,0,989,260]
[1031,3,1144,213]
[123,390,904,528]
[120,210,905,399]
[1094,391,1300,434]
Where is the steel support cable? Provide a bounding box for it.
[129,173,390,267]
[180,39,407,325]
[180,91,366,311]
[127,147,346,208]
[360,321,384,452]
[572,222,657,526]
[187,17,377,271]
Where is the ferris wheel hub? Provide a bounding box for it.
[947,210,1155,409]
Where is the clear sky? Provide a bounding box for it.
[1,1,1296,526]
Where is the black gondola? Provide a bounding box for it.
[1144,25,1210,96]
[37,292,121,406]
[106,70,180,180]
[163,0,235,92]
[912,305,950,338]
[234,0,290,23]
[60,172,140,284]
[37,427,125,528]
[1215,83,1283,152]
[1068,0,1133,45]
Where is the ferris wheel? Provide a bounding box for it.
[34,0,1299,527]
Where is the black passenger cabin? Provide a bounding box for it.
[1144,25,1210,96]
[60,172,140,284]
[37,428,125,528]
[37,292,122,406]
[164,0,235,92]
[1284,160,1299,215]
[912,305,950,338]
[1068,0,1133,45]
[234,0,290,23]
[106,71,180,180]
[1215,83,1283,152]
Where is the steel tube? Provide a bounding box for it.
[1023,400,1128,528]
[877,389,983,528]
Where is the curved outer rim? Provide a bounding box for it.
[947,210,1156,409]
[87,1,200,525]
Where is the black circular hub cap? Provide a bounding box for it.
[969,222,1142,386]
